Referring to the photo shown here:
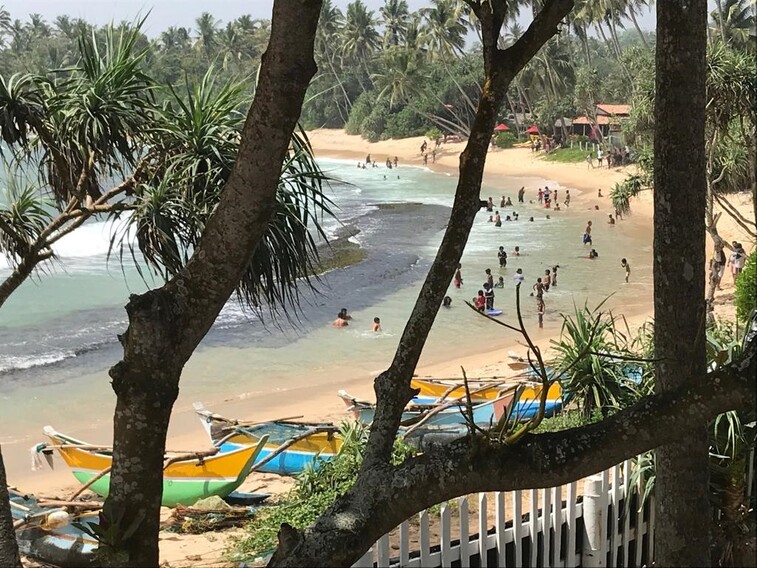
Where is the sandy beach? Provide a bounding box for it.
[10,129,754,567]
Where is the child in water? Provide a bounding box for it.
[372,317,382,332]
[442,296,452,307]
[454,263,463,288]
[494,276,505,288]
[474,290,486,312]
[621,258,630,283]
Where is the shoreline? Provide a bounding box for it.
[7,128,753,566]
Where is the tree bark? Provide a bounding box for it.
[103,2,323,565]
[654,0,711,565]
[0,447,21,568]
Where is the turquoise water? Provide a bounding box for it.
[0,158,654,474]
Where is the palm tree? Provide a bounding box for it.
[194,12,219,58]
[619,0,651,47]
[419,0,468,61]
[26,13,49,39]
[711,0,756,52]
[380,0,409,48]
[373,46,425,107]
[340,1,380,86]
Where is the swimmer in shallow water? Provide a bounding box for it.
[372,317,382,332]
[442,296,452,307]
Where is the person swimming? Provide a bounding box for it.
[442,296,452,307]
[332,312,349,327]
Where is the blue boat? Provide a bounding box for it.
[194,403,342,476]
[337,389,516,428]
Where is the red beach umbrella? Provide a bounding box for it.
[526,125,540,134]
[493,123,510,132]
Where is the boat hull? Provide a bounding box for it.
[43,428,263,507]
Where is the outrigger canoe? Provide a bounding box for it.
[410,378,564,420]
[10,488,99,567]
[337,388,516,428]
[193,403,342,476]
[37,426,267,507]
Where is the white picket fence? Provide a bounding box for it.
[351,447,754,568]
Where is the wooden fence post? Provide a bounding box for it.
[582,475,606,567]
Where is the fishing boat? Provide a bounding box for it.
[10,488,99,567]
[410,378,564,420]
[36,426,267,507]
[337,388,516,428]
[193,403,342,476]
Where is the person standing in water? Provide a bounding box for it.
[564,190,570,208]
[454,263,463,288]
[474,290,486,312]
[621,258,630,283]
[543,269,552,291]
[332,312,349,327]
[484,268,494,289]
[498,246,508,268]
[537,297,545,328]
[583,220,593,246]
[518,186,525,203]
[483,283,495,310]
[551,266,558,287]
[372,317,382,332]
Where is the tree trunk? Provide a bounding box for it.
[653,0,711,566]
[102,2,323,565]
[0,448,21,568]
[628,8,649,48]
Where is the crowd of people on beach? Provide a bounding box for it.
[586,146,631,169]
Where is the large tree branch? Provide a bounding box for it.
[361,0,574,473]
[270,338,756,567]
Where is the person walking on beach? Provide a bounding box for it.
[518,186,525,203]
[586,153,593,169]
[608,214,615,225]
[621,258,630,283]
[583,221,593,246]
[423,153,428,165]
[728,242,745,282]
[372,317,382,332]
[597,148,603,167]
[564,190,570,208]
[454,263,463,288]
[498,246,508,268]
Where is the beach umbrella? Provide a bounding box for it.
[493,123,509,132]
[526,125,540,134]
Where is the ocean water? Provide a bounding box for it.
[0,158,654,469]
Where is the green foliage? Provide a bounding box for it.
[610,175,646,216]
[532,408,603,433]
[383,106,427,139]
[0,181,53,265]
[425,126,441,141]
[541,146,587,162]
[359,99,389,142]
[735,251,757,321]
[344,91,373,135]
[493,131,516,148]
[551,301,645,418]
[233,421,417,561]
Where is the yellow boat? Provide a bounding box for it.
[38,426,266,507]
[411,379,563,419]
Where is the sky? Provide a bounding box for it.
[2,0,656,37]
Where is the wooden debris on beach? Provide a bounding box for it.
[165,505,255,534]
